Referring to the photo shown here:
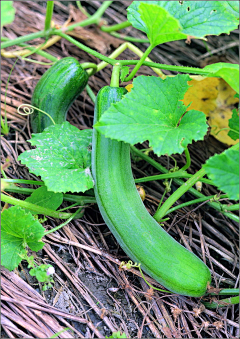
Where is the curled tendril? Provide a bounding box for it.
[17,104,34,116]
[17,104,55,125]
[119,260,141,270]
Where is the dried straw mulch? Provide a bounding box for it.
[1,2,239,338]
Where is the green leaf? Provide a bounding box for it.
[25,186,63,215]
[106,332,127,339]
[1,1,15,27]
[127,1,239,43]
[95,75,208,157]
[203,147,239,200]
[18,122,93,193]
[127,2,186,46]
[29,264,53,283]
[203,63,239,93]
[139,3,186,46]
[120,66,130,82]
[221,1,240,19]
[1,206,45,271]
[228,109,239,141]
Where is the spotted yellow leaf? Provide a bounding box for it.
[125,84,134,92]
[183,77,239,145]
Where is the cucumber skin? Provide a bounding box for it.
[30,57,88,133]
[92,86,211,297]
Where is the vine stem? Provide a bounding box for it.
[1,193,83,219]
[96,42,164,77]
[110,32,150,43]
[1,31,50,49]
[81,62,98,76]
[165,194,228,216]
[85,84,96,103]
[153,168,207,221]
[64,1,113,32]
[2,38,211,77]
[130,146,239,223]
[181,147,191,171]
[101,20,132,32]
[202,296,239,309]
[44,1,54,35]
[208,288,239,296]
[1,1,113,49]
[135,171,214,185]
[124,44,154,82]
[76,1,91,18]
[44,208,81,235]
[2,183,96,204]
[120,60,211,76]
[55,31,116,66]
[1,38,59,61]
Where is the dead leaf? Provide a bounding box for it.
[65,4,123,55]
[213,321,223,330]
[207,285,222,294]
[193,304,205,317]
[145,287,154,300]
[100,308,108,319]
[171,306,182,321]
[68,4,88,22]
[183,77,239,145]
[203,321,210,329]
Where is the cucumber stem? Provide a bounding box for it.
[81,62,98,75]
[110,64,121,87]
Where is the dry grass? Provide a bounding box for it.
[1,1,239,338]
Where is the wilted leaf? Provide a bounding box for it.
[183,77,239,145]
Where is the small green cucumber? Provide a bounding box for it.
[92,86,211,297]
[30,57,88,133]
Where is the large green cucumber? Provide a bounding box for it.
[30,57,88,133]
[91,86,211,297]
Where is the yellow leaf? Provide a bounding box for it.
[183,77,239,145]
[125,84,133,92]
